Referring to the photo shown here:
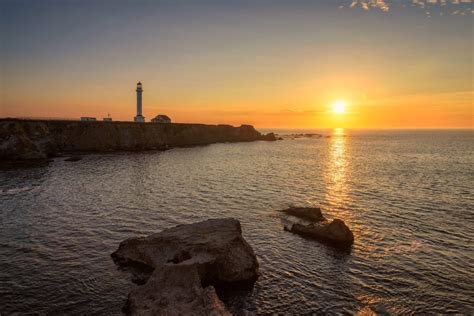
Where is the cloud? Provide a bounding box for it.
[344,0,473,15]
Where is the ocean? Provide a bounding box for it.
[1,129,473,314]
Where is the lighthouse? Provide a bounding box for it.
[134,82,145,122]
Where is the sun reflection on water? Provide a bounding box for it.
[324,128,350,213]
[324,129,384,261]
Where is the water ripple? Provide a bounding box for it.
[0,130,473,314]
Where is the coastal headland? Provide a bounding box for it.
[0,119,276,161]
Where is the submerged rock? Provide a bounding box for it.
[286,219,354,248]
[281,206,325,222]
[111,218,259,315]
[64,156,82,162]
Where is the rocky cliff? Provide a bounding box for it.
[0,119,275,161]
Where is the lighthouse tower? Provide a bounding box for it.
[134,82,145,122]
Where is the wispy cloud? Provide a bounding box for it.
[340,0,473,16]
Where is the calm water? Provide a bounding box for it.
[1,129,473,315]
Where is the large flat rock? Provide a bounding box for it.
[125,265,230,316]
[112,218,259,315]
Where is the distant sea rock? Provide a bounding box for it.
[261,132,277,141]
[278,133,323,140]
[111,218,259,315]
[280,206,354,248]
[0,119,276,161]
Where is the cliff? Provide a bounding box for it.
[0,119,276,161]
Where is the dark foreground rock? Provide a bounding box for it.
[125,265,230,316]
[111,218,259,315]
[0,119,276,161]
[281,206,354,248]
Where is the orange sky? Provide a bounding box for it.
[1,1,473,129]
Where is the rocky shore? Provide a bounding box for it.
[111,218,259,315]
[0,119,276,161]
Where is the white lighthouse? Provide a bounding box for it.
[134,82,145,122]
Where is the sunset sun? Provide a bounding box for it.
[1,0,473,314]
[332,100,347,114]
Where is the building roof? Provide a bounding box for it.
[153,114,170,119]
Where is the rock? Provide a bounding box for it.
[112,218,259,315]
[125,265,230,316]
[0,120,55,160]
[64,156,82,162]
[261,132,277,141]
[281,206,325,222]
[278,133,323,140]
[287,219,354,248]
[280,206,354,248]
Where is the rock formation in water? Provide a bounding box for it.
[0,119,276,161]
[278,133,323,140]
[280,206,354,248]
[111,218,259,315]
[281,206,325,222]
[287,219,354,248]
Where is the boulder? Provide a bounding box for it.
[112,218,259,315]
[280,206,354,248]
[261,132,277,141]
[281,206,325,222]
[125,265,230,316]
[287,219,354,248]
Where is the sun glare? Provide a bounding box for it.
[332,100,346,114]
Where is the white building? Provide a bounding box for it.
[81,117,96,121]
[151,115,171,123]
[134,82,145,122]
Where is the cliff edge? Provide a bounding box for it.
[0,119,276,161]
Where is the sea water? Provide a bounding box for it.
[1,129,473,314]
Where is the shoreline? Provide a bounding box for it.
[0,118,276,162]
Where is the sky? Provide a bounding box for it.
[0,0,472,128]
